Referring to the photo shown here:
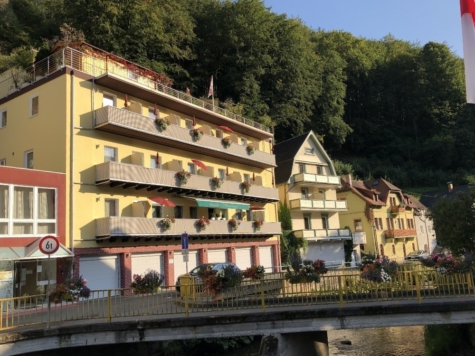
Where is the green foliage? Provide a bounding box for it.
[278,201,292,231]
[280,230,307,267]
[343,226,354,262]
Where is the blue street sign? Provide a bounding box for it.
[181,233,189,250]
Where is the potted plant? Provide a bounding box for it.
[65,275,91,300]
[221,137,232,148]
[285,260,322,284]
[176,170,192,185]
[195,216,210,230]
[130,269,164,294]
[243,265,265,280]
[49,283,69,304]
[197,264,243,298]
[191,128,204,141]
[253,220,264,231]
[228,218,241,231]
[246,144,255,155]
[211,177,223,189]
[160,216,175,230]
[360,255,398,282]
[241,181,252,193]
[155,117,170,131]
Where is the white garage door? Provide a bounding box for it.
[304,241,345,268]
[208,249,227,263]
[80,255,120,293]
[259,246,274,272]
[235,248,252,270]
[132,253,164,278]
[174,250,199,280]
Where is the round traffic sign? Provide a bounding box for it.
[39,235,60,255]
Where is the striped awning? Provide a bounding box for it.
[186,198,249,210]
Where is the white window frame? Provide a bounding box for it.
[0,184,57,237]
[102,92,117,107]
[152,205,162,218]
[24,150,33,169]
[218,169,226,180]
[244,173,250,183]
[105,199,118,217]
[0,159,5,166]
[150,155,161,169]
[301,188,308,199]
[0,109,6,128]
[104,146,118,162]
[241,138,247,146]
[305,147,315,155]
[30,95,39,117]
[185,119,193,129]
[187,163,196,175]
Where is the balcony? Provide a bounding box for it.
[94,106,276,169]
[389,205,406,215]
[95,161,279,203]
[384,229,417,239]
[289,199,347,211]
[293,229,352,241]
[96,217,281,240]
[352,231,367,244]
[292,173,340,187]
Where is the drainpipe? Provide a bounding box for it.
[69,71,75,265]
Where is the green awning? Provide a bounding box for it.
[194,198,249,210]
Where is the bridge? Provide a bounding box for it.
[1,267,474,356]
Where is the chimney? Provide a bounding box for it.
[447,182,453,193]
[346,173,352,187]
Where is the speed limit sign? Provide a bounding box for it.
[39,235,60,255]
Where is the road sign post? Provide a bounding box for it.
[181,233,189,273]
[39,235,60,330]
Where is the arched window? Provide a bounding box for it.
[392,244,396,255]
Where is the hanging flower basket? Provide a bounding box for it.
[195,217,211,230]
[176,170,192,185]
[246,144,255,155]
[241,181,252,193]
[243,265,265,280]
[191,128,204,141]
[253,220,264,231]
[155,118,170,131]
[211,177,223,189]
[222,137,232,148]
[228,218,241,231]
[160,216,175,230]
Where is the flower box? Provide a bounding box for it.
[191,128,204,141]
[211,177,223,189]
[155,118,170,131]
[176,170,192,185]
[160,216,175,230]
[253,220,264,231]
[246,145,255,155]
[195,217,210,230]
[241,181,251,193]
[228,218,241,231]
[221,137,232,148]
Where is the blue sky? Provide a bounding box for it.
[263,0,463,57]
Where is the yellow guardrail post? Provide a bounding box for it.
[184,282,190,318]
[415,272,422,304]
[338,276,344,308]
[0,301,3,330]
[260,279,266,313]
[107,290,112,323]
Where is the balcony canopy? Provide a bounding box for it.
[186,197,249,210]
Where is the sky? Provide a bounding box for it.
[263,0,464,57]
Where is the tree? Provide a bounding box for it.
[429,190,475,254]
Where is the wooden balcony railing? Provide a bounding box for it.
[95,161,279,203]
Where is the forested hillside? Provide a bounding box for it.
[1,0,473,188]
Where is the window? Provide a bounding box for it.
[218,169,226,180]
[392,244,396,255]
[24,150,33,169]
[235,209,243,220]
[244,174,250,183]
[174,206,184,219]
[104,146,117,162]
[105,199,118,217]
[354,219,363,232]
[407,218,414,229]
[185,119,193,129]
[318,189,326,200]
[102,93,115,107]
[0,159,5,166]
[397,218,405,229]
[216,130,223,139]
[374,218,383,230]
[412,243,416,251]
[150,155,160,169]
[189,207,198,219]
[321,214,329,229]
[305,147,315,155]
[303,214,312,230]
[298,163,305,173]
[316,165,323,175]
[301,188,308,199]
[187,163,196,175]
[241,138,247,146]
[152,206,162,218]
[0,110,6,128]
[148,107,156,119]
[390,197,397,206]
[30,95,39,116]
[380,244,385,256]
[386,218,394,229]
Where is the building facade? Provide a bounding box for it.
[274,132,354,267]
[337,176,419,261]
[0,43,281,292]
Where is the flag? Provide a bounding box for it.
[153,103,157,116]
[226,166,229,176]
[208,75,214,98]
[186,87,190,95]
[124,94,129,107]
[155,153,160,165]
[461,0,475,103]
[252,172,255,181]
[192,115,196,126]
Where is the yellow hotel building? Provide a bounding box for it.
[0,42,281,290]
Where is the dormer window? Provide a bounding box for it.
[298,163,305,173]
[316,165,323,175]
[305,147,315,155]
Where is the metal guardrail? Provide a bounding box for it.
[1,266,473,331]
[0,47,272,134]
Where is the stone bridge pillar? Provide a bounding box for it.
[259,331,329,356]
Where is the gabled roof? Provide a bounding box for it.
[338,178,386,206]
[274,131,336,185]
[419,185,475,210]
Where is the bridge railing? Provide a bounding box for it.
[1,267,473,331]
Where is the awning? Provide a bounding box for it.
[218,125,234,133]
[0,238,73,261]
[250,206,265,211]
[189,198,249,210]
[149,197,176,207]
[192,159,207,170]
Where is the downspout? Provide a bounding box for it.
[69,71,75,263]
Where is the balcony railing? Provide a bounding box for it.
[352,231,367,244]
[292,173,340,186]
[0,47,272,134]
[95,161,279,202]
[384,229,417,239]
[293,229,352,240]
[94,106,276,169]
[96,217,281,238]
[289,199,347,211]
